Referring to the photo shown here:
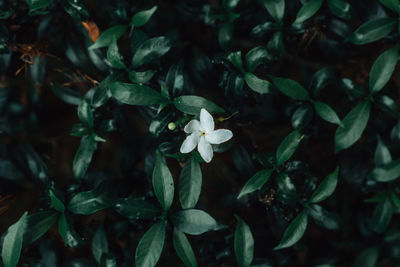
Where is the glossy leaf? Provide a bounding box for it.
[234,215,254,267]
[173,229,198,267]
[92,226,109,264]
[379,0,400,13]
[131,36,171,67]
[152,153,174,210]
[58,213,68,246]
[262,0,285,21]
[353,247,379,267]
[171,209,219,235]
[106,39,126,69]
[244,72,272,94]
[308,204,341,230]
[369,197,393,233]
[327,0,352,20]
[135,220,166,267]
[219,23,233,50]
[374,136,392,166]
[173,95,224,115]
[369,45,399,94]
[179,155,202,209]
[291,104,313,129]
[293,0,324,24]
[49,189,65,212]
[26,0,52,15]
[73,134,96,179]
[334,101,370,153]
[314,101,342,125]
[271,77,310,100]
[310,67,335,96]
[1,212,27,267]
[166,63,184,97]
[115,196,161,220]
[244,46,273,72]
[237,169,273,199]
[23,211,58,246]
[110,82,166,106]
[88,25,128,50]
[276,130,302,166]
[131,6,157,27]
[227,51,244,71]
[78,99,94,128]
[274,210,308,250]
[129,70,156,84]
[347,18,396,45]
[371,159,400,182]
[68,184,115,215]
[310,167,339,203]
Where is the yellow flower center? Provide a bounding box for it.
[201,131,206,136]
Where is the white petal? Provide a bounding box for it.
[198,136,213,163]
[205,129,233,144]
[200,108,214,133]
[184,120,201,133]
[180,133,200,153]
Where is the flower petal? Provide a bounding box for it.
[200,108,214,133]
[180,133,200,153]
[205,129,233,144]
[198,136,213,163]
[184,120,201,133]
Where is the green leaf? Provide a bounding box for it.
[379,0,400,13]
[78,99,94,128]
[327,0,352,20]
[23,211,58,246]
[2,212,27,267]
[274,210,308,250]
[369,45,399,94]
[131,6,158,27]
[262,0,285,22]
[237,169,273,199]
[276,130,303,166]
[106,39,126,70]
[58,212,68,246]
[219,23,233,50]
[353,247,379,267]
[26,0,52,15]
[135,220,166,267]
[68,183,115,214]
[307,204,341,230]
[92,226,109,264]
[314,101,342,126]
[173,95,225,115]
[115,196,161,220]
[371,159,400,182]
[152,153,174,210]
[244,46,273,72]
[179,155,202,209]
[129,70,156,84]
[310,167,339,203]
[347,18,397,45]
[293,0,324,24]
[244,72,272,94]
[131,36,171,67]
[334,101,370,153]
[166,63,184,97]
[234,215,254,267]
[271,77,310,100]
[309,67,335,96]
[51,83,82,105]
[291,104,313,129]
[49,189,65,212]
[88,25,128,50]
[374,136,392,166]
[110,82,166,106]
[369,197,393,233]
[173,229,198,267]
[73,134,96,179]
[171,209,219,235]
[227,51,244,71]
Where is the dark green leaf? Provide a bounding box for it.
[327,0,352,20]
[334,101,370,153]
[58,213,68,246]
[173,95,224,115]
[234,215,254,267]
[271,77,310,100]
[88,25,128,50]
[268,31,284,52]
[23,211,58,246]
[293,0,324,24]
[73,134,96,179]
[369,197,393,233]
[374,136,392,166]
[49,189,65,212]
[291,104,313,129]
[274,210,308,250]
[171,209,219,235]
[115,196,161,220]
[310,167,339,203]
[371,159,400,182]
[1,212,27,267]
[227,51,244,71]
[237,169,273,199]
[51,83,82,106]
[276,130,303,166]
[179,155,202,209]
[152,153,174,210]
[106,39,126,70]
[78,99,94,128]
[131,36,171,67]
[308,204,341,230]
[173,229,198,267]
[262,0,285,22]
[310,67,335,96]
[92,226,109,264]
[131,6,158,27]
[314,101,342,125]
[26,0,52,15]
[353,247,379,267]
[244,46,273,72]
[166,63,184,97]
[244,72,272,94]
[379,0,400,13]
[369,45,399,93]
[219,23,233,50]
[135,220,166,267]
[129,70,156,84]
[110,82,166,106]
[347,18,396,45]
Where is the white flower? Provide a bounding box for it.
[180,108,233,163]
